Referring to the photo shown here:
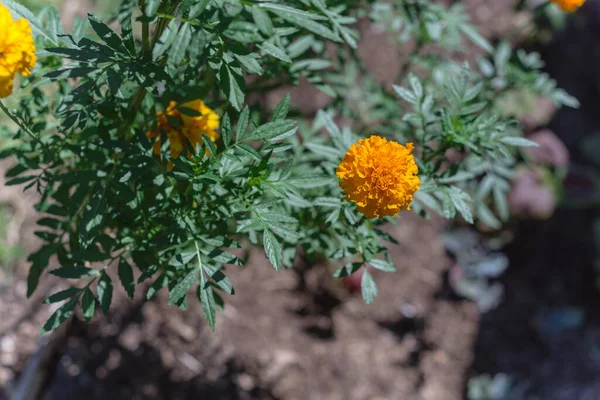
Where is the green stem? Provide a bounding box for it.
[0,100,41,143]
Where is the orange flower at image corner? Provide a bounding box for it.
[0,3,37,98]
[336,135,420,219]
[550,0,586,12]
[146,100,220,165]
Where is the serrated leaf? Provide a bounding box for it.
[263,230,282,270]
[414,191,442,214]
[236,106,250,141]
[79,192,106,249]
[88,14,124,52]
[27,244,56,297]
[442,192,457,219]
[314,197,341,207]
[393,85,417,104]
[198,273,216,330]
[168,23,192,65]
[221,113,232,147]
[82,288,96,323]
[369,259,396,272]
[500,136,539,147]
[97,272,113,315]
[220,63,245,111]
[168,268,199,305]
[50,266,100,279]
[252,6,274,36]
[247,120,297,141]
[40,297,77,334]
[261,4,340,42]
[145,0,161,17]
[448,188,473,224]
[118,258,135,299]
[460,24,493,53]
[259,41,292,63]
[189,0,209,18]
[203,264,234,295]
[146,272,168,299]
[477,203,502,230]
[236,143,262,161]
[272,93,291,121]
[361,269,378,304]
[44,287,82,304]
[202,135,217,157]
[333,263,362,278]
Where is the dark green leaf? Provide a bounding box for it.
[147,273,169,299]
[50,266,100,279]
[220,63,245,111]
[79,192,106,249]
[82,288,96,323]
[97,271,113,315]
[40,297,77,334]
[44,287,82,304]
[88,14,124,52]
[118,258,135,299]
[27,244,56,297]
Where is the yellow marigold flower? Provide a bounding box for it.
[550,0,585,12]
[146,99,220,165]
[336,135,420,219]
[0,4,37,98]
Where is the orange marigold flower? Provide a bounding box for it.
[0,4,37,98]
[550,0,585,12]
[336,135,420,219]
[146,99,220,165]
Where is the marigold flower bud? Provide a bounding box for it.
[336,135,420,219]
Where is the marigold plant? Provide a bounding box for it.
[0,0,578,332]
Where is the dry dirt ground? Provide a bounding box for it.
[0,1,547,400]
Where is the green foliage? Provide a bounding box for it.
[1,0,575,332]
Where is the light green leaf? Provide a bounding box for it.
[252,6,274,36]
[361,269,378,304]
[259,42,292,63]
[263,230,282,270]
[168,269,199,305]
[369,259,396,272]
